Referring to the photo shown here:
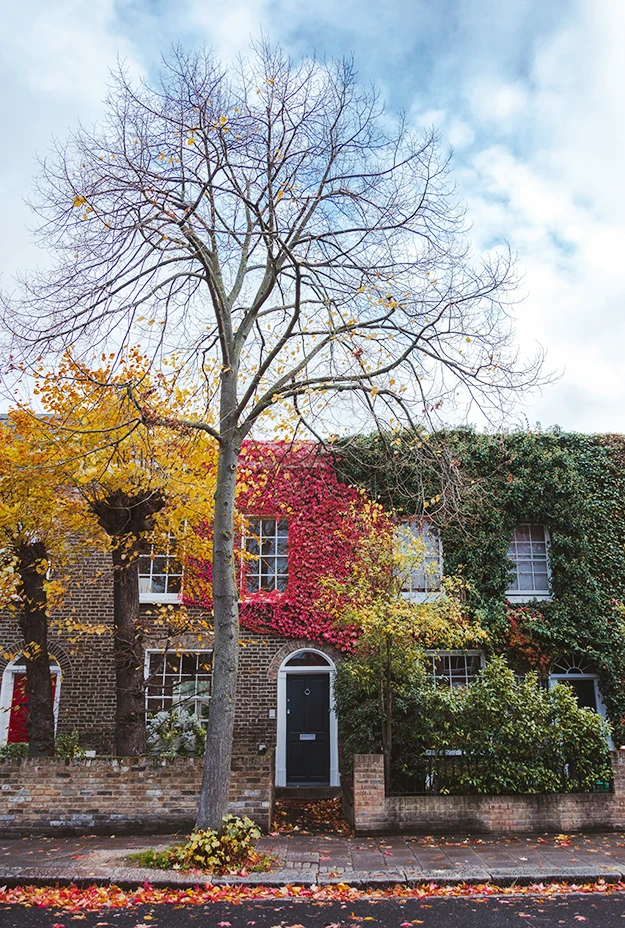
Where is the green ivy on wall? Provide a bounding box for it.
[334,429,625,744]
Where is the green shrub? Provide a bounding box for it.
[441,659,612,793]
[54,729,86,760]
[0,731,88,761]
[335,655,613,793]
[0,742,29,759]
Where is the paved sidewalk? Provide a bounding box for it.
[2,832,625,887]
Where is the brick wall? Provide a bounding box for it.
[0,548,118,752]
[0,541,341,817]
[352,751,625,834]
[0,752,274,835]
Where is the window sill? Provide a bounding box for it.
[402,590,443,603]
[240,589,288,601]
[139,593,182,604]
[506,593,552,603]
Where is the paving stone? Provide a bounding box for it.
[488,865,624,885]
[4,831,625,890]
[110,867,212,888]
[350,852,387,863]
[214,869,318,886]
[403,867,491,885]
[348,869,407,886]
[321,871,378,884]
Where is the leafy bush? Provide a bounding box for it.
[0,742,29,759]
[54,729,86,760]
[335,655,613,793]
[0,731,88,761]
[146,708,206,757]
[130,815,270,874]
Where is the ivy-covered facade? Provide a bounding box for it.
[2,430,625,786]
[335,428,625,745]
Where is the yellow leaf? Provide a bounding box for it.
[73,195,87,208]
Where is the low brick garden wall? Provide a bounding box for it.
[0,752,274,836]
[350,750,625,834]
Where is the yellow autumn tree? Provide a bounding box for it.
[23,349,219,754]
[0,408,103,756]
[321,506,488,784]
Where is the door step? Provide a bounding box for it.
[272,791,351,835]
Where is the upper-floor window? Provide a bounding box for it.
[138,533,183,603]
[506,523,551,601]
[427,650,485,687]
[398,520,443,601]
[145,650,212,724]
[245,518,289,593]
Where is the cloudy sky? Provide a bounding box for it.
[1,0,623,432]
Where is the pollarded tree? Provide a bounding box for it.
[34,351,218,755]
[3,43,543,826]
[0,409,101,756]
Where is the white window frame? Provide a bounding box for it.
[426,649,485,687]
[138,533,184,604]
[243,516,289,594]
[0,656,62,746]
[275,648,339,789]
[506,523,552,602]
[398,519,443,603]
[144,649,213,724]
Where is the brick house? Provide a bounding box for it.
[0,431,622,792]
[0,443,354,793]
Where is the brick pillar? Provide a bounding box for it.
[353,754,387,833]
[611,749,625,828]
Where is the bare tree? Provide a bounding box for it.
[2,42,543,828]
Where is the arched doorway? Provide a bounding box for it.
[548,654,613,747]
[548,654,607,716]
[276,648,339,788]
[0,655,62,745]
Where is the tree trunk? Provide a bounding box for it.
[90,489,166,757]
[196,421,241,831]
[16,540,55,758]
[381,637,393,788]
[111,543,147,755]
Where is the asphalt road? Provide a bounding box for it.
[2,895,625,927]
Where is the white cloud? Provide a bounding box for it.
[421,0,625,431]
[0,0,144,280]
[179,0,272,60]
[2,0,625,432]
[468,80,530,129]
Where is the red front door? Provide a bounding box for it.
[7,673,57,743]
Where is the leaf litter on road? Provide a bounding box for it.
[1,878,625,914]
